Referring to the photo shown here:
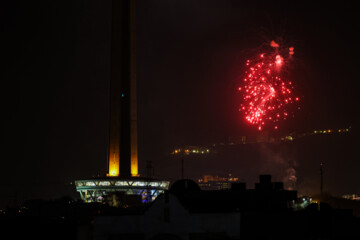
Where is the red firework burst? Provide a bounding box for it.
[238,42,300,130]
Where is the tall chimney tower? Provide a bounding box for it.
[107,0,138,177]
[75,0,170,204]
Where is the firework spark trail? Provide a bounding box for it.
[239,41,300,130]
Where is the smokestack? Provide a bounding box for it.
[107,0,138,177]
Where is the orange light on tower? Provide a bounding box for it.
[108,153,119,177]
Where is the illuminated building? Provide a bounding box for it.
[197,174,239,190]
[75,0,169,204]
[342,194,360,201]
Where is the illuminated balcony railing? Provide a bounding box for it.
[74,178,170,204]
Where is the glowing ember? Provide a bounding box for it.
[238,41,300,130]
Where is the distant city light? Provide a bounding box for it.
[171,146,211,155]
[170,126,351,154]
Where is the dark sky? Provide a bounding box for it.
[1,0,359,207]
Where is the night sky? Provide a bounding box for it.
[1,0,359,207]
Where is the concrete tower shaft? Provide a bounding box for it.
[75,0,169,205]
[129,0,139,177]
[107,0,138,177]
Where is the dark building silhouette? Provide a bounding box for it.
[3,175,360,239]
[92,175,360,240]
